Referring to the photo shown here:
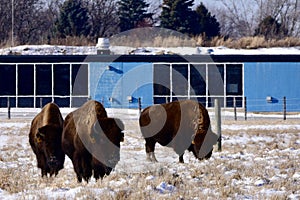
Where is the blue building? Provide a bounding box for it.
[0,55,299,112]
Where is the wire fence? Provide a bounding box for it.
[1,96,299,121]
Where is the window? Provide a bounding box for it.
[0,63,90,108]
[153,62,243,108]
[172,64,188,96]
[0,65,16,95]
[36,64,52,95]
[153,64,170,103]
[226,64,243,107]
[190,64,206,96]
[18,65,34,107]
[71,64,89,107]
[54,64,70,96]
[18,65,34,95]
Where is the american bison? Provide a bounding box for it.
[29,103,65,177]
[62,100,124,182]
[139,99,218,163]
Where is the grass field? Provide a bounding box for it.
[0,110,299,199]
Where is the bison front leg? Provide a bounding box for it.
[145,138,158,162]
[179,154,184,163]
[36,153,49,177]
[73,151,85,182]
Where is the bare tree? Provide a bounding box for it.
[87,0,119,39]
[254,0,300,37]
[212,0,258,38]
[0,0,13,46]
[212,0,300,38]
[0,0,64,46]
[42,0,64,43]
[11,0,44,44]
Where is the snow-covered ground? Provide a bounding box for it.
[1,44,300,55]
[0,109,299,199]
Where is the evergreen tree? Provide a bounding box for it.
[193,3,220,38]
[160,0,195,34]
[117,0,153,32]
[55,0,90,38]
[254,16,288,39]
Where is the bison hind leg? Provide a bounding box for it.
[145,138,158,162]
[146,152,158,162]
[179,154,184,163]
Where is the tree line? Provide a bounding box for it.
[1,0,299,47]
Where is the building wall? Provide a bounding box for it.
[244,62,300,112]
[1,55,300,111]
[90,62,153,108]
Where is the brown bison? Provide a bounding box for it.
[62,100,124,182]
[29,103,65,177]
[139,99,218,163]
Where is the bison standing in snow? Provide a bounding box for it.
[29,103,65,177]
[62,100,124,182]
[139,100,218,163]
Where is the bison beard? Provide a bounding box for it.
[62,100,124,183]
[29,103,65,177]
[139,100,218,163]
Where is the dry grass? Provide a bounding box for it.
[110,35,300,49]
[2,34,300,49]
[202,36,300,49]
[47,36,95,46]
[110,35,195,48]
[0,115,299,199]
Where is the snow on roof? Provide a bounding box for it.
[1,45,300,56]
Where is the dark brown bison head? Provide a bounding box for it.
[37,125,65,175]
[90,118,124,169]
[189,128,219,160]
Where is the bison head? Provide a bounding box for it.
[189,128,218,160]
[37,125,65,175]
[89,118,124,169]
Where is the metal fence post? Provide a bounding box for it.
[138,97,142,116]
[283,96,286,120]
[234,97,237,121]
[40,98,43,109]
[244,97,247,121]
[215,99,222,151]
[7,97,11,119]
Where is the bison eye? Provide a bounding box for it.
[37,132,45,138]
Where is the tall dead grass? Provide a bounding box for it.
[3,35,300,49]
[207,36,300,49]
[110,35,300,48]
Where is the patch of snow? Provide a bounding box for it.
[145,175,155,180]
[292,172,300,180]
[288,193,300,200]
[254,179,269,186]
[222,124,300,131]
[0,122,28,129]
[155,182,176,194]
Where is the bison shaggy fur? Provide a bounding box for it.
[62,100,124,182]
[139,100,218,163]
[29,103,65,177]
